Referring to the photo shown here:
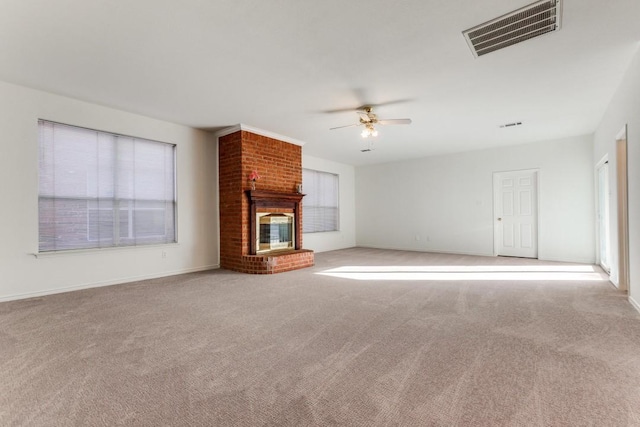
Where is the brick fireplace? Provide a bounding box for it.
[218,128,314,274]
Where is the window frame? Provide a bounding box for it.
[37,119,177,253]
[302,168,340,234]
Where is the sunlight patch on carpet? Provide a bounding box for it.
[316,265,603,281]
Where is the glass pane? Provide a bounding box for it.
[133,200,168,239]
[87,199,115,245]
[40,198,92,251]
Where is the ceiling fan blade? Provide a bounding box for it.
[329,123,361,130]
[320,107,361,114]
[355,99,414,111]
[320,99,414,115]
[369,99,414,108]
[377,118,412,125]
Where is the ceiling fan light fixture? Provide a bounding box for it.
[361,123,378,138]
[329,105,411,140]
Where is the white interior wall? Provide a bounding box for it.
[356,135,595,263]
[0,81,219,302]
[302,154,356,253]
[593,47,640,309]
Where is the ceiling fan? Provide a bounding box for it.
[329,106,412,138]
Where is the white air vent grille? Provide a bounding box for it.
[463,0,562,57]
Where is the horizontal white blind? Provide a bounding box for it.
[38,120,176,251]
[302,169,339,233]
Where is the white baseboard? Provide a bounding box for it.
[0,264,220,303]
[629,295,640,314]
[537,255,596,264]
[355,245,494,258]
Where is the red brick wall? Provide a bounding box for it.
[218,130,311,273]
[219,131,244,271]
[240,249,315,274]
[240,131,302,194]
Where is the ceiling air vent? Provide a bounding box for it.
[463,0,562,57]
[500,121,523,128]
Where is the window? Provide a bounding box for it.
[302,169,339,233]
[38,120,176,252]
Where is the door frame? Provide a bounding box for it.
[594,155,610,273]
[492,168,540,257]
[616,125,629,291]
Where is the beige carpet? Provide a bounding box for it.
[2,248,640,426]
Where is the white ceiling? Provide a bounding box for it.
[1,0,639,165]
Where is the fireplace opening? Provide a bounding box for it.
[257,213,294,253]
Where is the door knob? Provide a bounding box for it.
[497,218,502,221]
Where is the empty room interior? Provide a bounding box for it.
[2,0,640,425]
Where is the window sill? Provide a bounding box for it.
[33,242,180,258]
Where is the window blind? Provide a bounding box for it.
[302,169,339,233]
[38,120,176,252]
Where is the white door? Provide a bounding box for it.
[596,161,611,272]
[494,170,538,258]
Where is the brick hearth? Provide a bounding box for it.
[218,129,314,274]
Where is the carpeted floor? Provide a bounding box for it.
[2,248,640,426]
